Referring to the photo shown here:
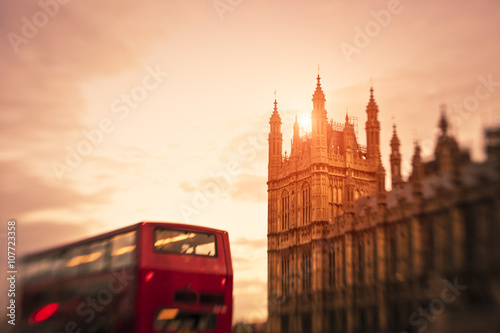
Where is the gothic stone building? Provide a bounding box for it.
[266,75,500,333]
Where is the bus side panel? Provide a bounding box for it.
[17,268,137,333]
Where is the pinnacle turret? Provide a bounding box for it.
[312,75,326,102]
[410,141,423,198]
[311,73,328,161]
[365,85,381,165]
[292,115,301,156]
[270,97,281,123]
[439,105,448,136]
[268,96,283,180]
[390,123,403,188]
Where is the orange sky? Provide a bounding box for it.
[1,0,500,323]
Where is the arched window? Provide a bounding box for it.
[302,183,311,224]
[281,190,289,230]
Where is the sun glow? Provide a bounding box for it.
[299,114,312,134]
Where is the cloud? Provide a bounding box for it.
[231,238,267,274]
[0,161,115,224]
[0,1,165,72]
[233,237,267,249]
[234,278,267,293]
[0,1,170,222]
[0,0,168,163]
[179,181,197,193]
[233,290,267,322]
[229,173,267,203]
[232,256,254,270]
[178,172,267,204]
[16,220,97,255]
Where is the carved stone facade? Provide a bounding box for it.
[267,76,500,333]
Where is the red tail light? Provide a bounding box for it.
[221,277,226,287]
[145,271,155,282]
[30,303,59,324]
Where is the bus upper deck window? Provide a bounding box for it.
[110,231,137,269]
[154,229,217,257]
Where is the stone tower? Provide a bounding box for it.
[267,75,381,332]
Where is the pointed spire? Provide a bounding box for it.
[311,71,328,155]
[376,157,387,204]
[292,114,301,156]
[413,140,421,158]
[270,91,281,123]
[391,123,400,148]
[268,92,283,180]
[273,90,278,112]
[411,140,424,198]
[411,140,423,178]
[313,73,326,101]
[390,122,402,189]
[293,114,300,135]
[439,104,448,136]
[366,83,381,165]
[367,85,378,110]
[411,141,422,178]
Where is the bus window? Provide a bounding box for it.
[154,229,217,257]
[49,253,64,278]
[22,258,37,281]
[85,240,108,273]
[23,256,50,281]
[50,252,65,279]
[64,245,87,276]
[110,231,137,269]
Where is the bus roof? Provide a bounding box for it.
[21,221,228,260]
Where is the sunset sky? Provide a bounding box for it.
[1,0,500,323]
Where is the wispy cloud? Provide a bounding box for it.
[16,221,96,255]
[0,0,171,229]
[0,161,115,223]
[233,237,267,249]
[229,173,267,203]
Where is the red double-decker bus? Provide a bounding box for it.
[16,222,233,333]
